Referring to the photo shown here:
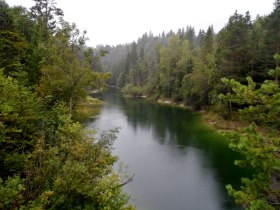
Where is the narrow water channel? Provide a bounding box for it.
[87,89,247,210]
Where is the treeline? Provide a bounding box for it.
[0,0,134,209]
[100,1,280,209]
[101,3,279,111]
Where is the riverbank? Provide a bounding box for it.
[200,111,273,136]
[156,98,251,132]
[73,96,103,122]
[156,99,186,108]
[200,111,249,132]
[124,93,269,134]
[145,96,248,132]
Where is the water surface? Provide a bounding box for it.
[87,89,247,210]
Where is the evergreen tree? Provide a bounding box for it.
[216,11,252,80]
[30,0,63,33]
[0,0,14,31]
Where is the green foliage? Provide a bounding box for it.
[0,176,25,209]
[3,0,280,208]
[0,69,134,209]
[98,6,280,209]
[220,55,280,209]
[219,76,280,128]
[123,83,145,97]
[157,35,195,100]
[38,22,102,114]
[0,1,134,209]
[0,31,27,75]
[0,69,43,160]
[216,11,252,80]
[225,124,280,210]
[0,0,14,31]
[268,54,280,82]
[101,2,279,112]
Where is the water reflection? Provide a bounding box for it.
[88,89,247,210]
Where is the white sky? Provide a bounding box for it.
[6,0,275,47]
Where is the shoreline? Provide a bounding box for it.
[124,93,267,133]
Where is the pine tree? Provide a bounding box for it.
[30,0,63,33]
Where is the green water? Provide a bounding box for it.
[87,89,248,210]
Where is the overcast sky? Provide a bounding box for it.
[5,0,276,47]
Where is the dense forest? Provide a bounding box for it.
[1,0,280,209]
[98,1,280,209]
[0,0,134,209]
[100,6,279,111]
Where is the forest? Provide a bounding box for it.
[98,1,280,209]
[0,0,280,209]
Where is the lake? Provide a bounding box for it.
[87,89,247,210]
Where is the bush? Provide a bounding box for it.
[122,83,145,97]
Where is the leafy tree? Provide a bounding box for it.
[0,176,25,209]
[123,83,145,97]
[159,35,182,98]
[38,22,95,115]
[0,1,135,209]
[225,124,280,210]
[0,69,135,209]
